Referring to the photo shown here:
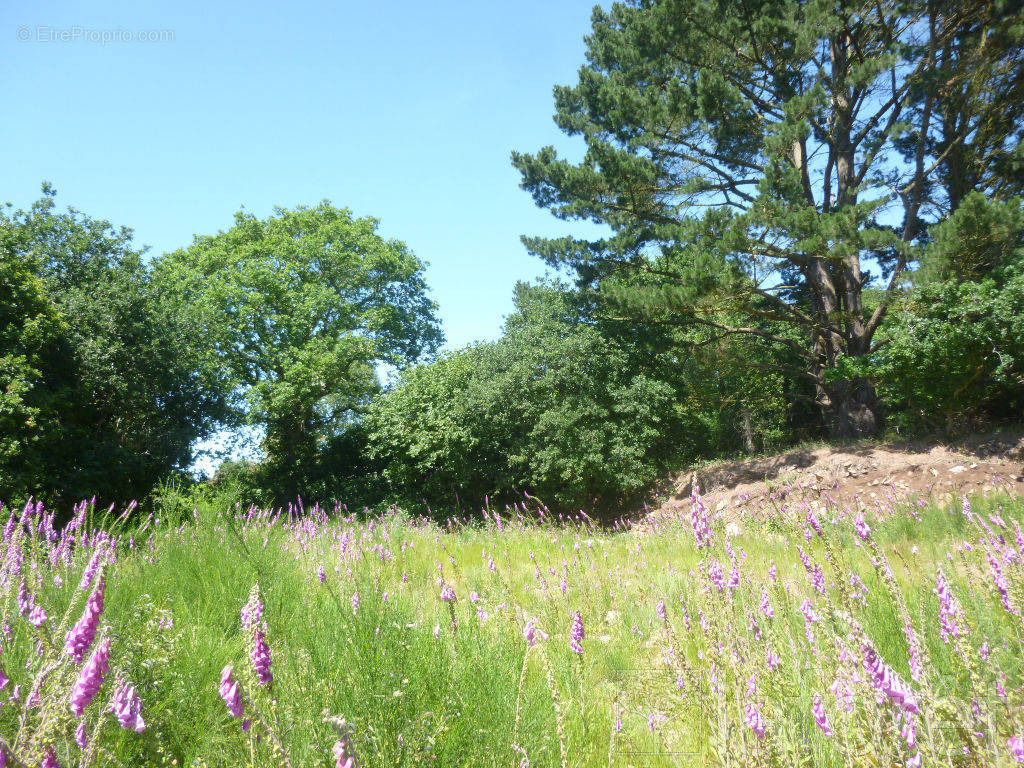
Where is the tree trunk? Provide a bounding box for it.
[825,376,878,439]
[740,407,756,453]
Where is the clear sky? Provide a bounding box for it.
[1,0,602,349]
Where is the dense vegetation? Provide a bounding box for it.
[3,0,1024,515]
[5,483,1024,766]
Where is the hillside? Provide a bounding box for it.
[656,428,1024,522]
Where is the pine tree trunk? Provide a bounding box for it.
[824,376,878,439]
[740,407,756,453]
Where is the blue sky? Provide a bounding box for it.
[1,0,601,349]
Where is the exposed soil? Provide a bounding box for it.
[654,428,1024,521]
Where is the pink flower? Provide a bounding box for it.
[240,586,263,630]
[569,611,585,654]
[219,665,244,719]
[524,620,548,647]
[252,626,273,686]
[812,695,832,737]
[333,740,355,768]
[110,678,145,732]
[75,719,88,748]
[65,577,105,663]
[70,638,111,718]
[744,703,766,739]
[1007,734,1024,764]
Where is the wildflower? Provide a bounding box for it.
[16,581,28,616]
[524,619,547,647]
[690,488,713,549]
[65,576,105,662]
[806,508,822,536]
[862,644,919,714]
[351,591,360,614]
[27,604,47,627]
[440,584,455,602]
[760,589,774,619]
[569,611,585,654]
[707,559,727,591]
[800,599,819,646]
[656,599,667,623]
[904,622,923,682]
[854,514,871,541]
[333,740,355,768]
[75,719,88,748]
[70,638,111,717]
[240,585,263,630]
[812,695,832,737]
[1008,735,1024,764]
[252,626,272,686]
[78,547,106,591]
[219,665,244,719]
[110,678,145,732]
[317,565,326,584]
[41,747,61,768]
[744,703,766,739]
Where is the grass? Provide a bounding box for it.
[2,487,1024,766]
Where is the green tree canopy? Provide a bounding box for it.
[156,202,442,500]
[1,186,231,505]
[513,0,1024,437]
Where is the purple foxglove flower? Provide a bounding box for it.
[78,547,106,591]
[1008,734,1024,764]
[70,638,111,717]
[854,514,871,541]
[440,585,455,602]
[27,604,48,628]
[744,703,766,739]
[317,566,326,584]
[569,611,585,654]
[110,679,145,732]
[41,747,61,768]
[219,665,244,719]
[690,488,713,549]
[656,599,667,623]
[333,740,355,768]
[252,626,272,686]
[241,586,263,630]
[75,719,88,748]
[862,644,919,714]
[65,577,105,662]
[16,581,28,616]
[812,694,832,737]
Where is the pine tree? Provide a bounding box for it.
[513,0,1024,436]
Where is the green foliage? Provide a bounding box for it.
[916,194,1024,285]
[869,272,1024,434]
[367,282,690,512]
[156,202,443,502]
[512,0,1024,437]
[0,222,74,501]
[1,187,230,505]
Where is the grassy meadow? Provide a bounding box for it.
[3,483,1024,767]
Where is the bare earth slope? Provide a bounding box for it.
[656,428,1024,521]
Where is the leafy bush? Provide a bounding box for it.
[365,282,691,513]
